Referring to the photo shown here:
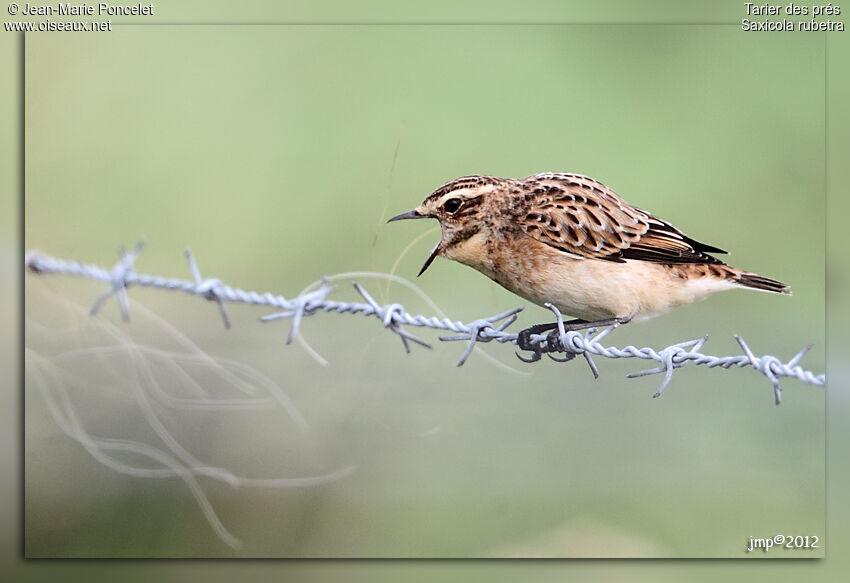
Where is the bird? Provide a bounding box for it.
[388,173,789,355]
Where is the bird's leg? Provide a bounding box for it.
[515,316,631,362]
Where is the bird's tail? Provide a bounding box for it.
[734,271,791,295]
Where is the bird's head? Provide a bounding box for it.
[388,175,501,276]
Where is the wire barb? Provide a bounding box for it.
[184,248,231,329]
[89,240,145,321]
[351,281,431,352]
[262,278,337,344]
[24,244,825,404]
[439,307,522,366]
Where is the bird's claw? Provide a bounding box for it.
[515,328,566,363]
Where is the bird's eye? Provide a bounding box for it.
[443,198,463,214]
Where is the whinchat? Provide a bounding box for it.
[389,173,789,346]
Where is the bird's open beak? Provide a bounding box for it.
[387,208,441,276]
[387,209,427,222]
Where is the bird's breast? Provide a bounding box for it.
[442,230,496,278]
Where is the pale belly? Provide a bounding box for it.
[493,257,691,321]
[445,231,734,322]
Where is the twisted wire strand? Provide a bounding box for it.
[24,242,825,405]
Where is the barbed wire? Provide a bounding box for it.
[24,241,825,405]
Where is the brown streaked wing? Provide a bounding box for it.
[519,175,727,265]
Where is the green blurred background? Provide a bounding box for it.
[4,4,846,580]
[21,22,826,559]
